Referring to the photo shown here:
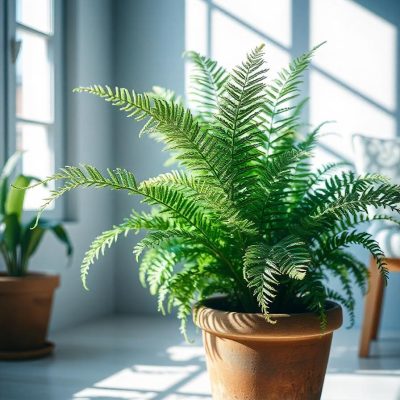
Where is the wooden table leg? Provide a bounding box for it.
[359,258,384,358]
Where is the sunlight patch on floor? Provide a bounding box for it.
[74,387,156,399]
[94,364,201,392]
[323,373,400,400]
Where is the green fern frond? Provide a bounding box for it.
[74,85,227,189]
[33,165,139,227]
[139,249,176,297]
[261,43,325,154]
[184,51,228,119]
[244,236,310,319]
[143,170,257,234]
[214,44,267,202]
[315,230,388,281]
[81,220,135,290]
[148,86,183,104]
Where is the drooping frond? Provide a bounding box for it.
[32,165,139,225]
[81,221,134,290]
[74,85,227,189]
[315,230,388,280]
[244,236,310,319]
[139,249,177,297]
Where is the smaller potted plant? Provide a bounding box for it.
[0,153,72,359]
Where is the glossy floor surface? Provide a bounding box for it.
[1,316,400,400]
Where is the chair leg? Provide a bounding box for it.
[359,258,384,358]
[371,272,385,340]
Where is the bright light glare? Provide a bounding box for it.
[311,0,397,111]
[310,69,396,164]
[16,30,52,123]
[74,387,156,399]
[17,123,54,210]
[164,395,211,400]
[94,365,200,392]
[322,373,400,400]
[211,8,290,74]
[16,0,52,33]
[185,0,208,54]
[177,370,211,395]
[185,0,208,108]
[213,0,292,47]
[167,345,205,361]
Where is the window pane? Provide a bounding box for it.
[213,0,292,48]
[16,123,54,210]
[16,29,53,123]
[16,0,52,34]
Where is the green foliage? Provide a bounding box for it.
[0,154,72,276]
[33,44,400,334]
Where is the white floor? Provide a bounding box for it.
[1,316,400,400]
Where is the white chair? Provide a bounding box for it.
[353,134,400,357]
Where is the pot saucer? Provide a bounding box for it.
[0,341,54,361]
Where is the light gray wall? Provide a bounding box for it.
[113,0,185,314]
[32,0,116,331]
[0,0,5,167]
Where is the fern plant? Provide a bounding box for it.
[31,44,400,336]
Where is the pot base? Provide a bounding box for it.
[195,298,343,400]
[0,341,54,361]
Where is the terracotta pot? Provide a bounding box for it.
[0,272,59,351]
[194,298,342,400]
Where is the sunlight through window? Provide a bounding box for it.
[211,8,290,73]
[322,373,400,400]
[213,0,292,48]
[310,0,397,165]
[185,0,291,81]
[74,387,156,399]
[167,345,205,362]
[311,0,397,111]
[94,365,200,392]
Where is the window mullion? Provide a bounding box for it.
[6,0,64,219]
[16,23,52,39]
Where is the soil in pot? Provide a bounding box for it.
[195,297,343,400]
[0,272,59,356]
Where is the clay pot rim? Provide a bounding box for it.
[0,272,60,293]
[194,296,343,341]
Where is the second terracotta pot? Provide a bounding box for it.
[194,298,342,400]
[0,272,59,352]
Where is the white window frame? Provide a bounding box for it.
[5,0,64,219]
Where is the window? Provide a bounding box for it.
[5,0,63,216]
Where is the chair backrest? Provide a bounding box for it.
[352,134,400,258]
[353,134,400,184]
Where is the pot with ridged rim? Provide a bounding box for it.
[0,272,59,353]
[194,297,342,400]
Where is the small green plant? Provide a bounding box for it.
[0,153,72,276]
[32,44,400,336]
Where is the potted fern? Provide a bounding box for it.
[31,44,400,398]
[0,153,72,359]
